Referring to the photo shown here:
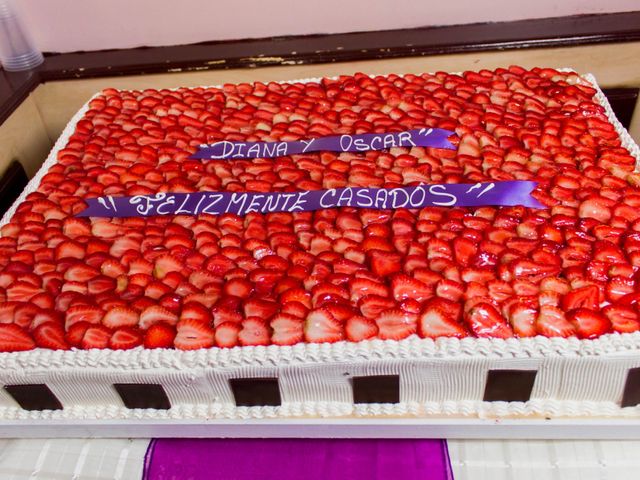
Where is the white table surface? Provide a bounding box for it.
[1,438,640,479]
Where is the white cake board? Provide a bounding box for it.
[1,418,640,439]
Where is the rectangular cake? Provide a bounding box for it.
[1,66,640,421]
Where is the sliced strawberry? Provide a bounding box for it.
[238,317,271,346]
[30,292,54,309]
[80,325,112,349]
[174,318,215,350]
[345,315,378,342]
[465,302,514,338]
[243,298,278,319]
[223,278,253,298]
[390,274,433,303]
[63,263,99,282]
[13,303,41,328]
[55,240,85,260]
[376,309,417,340]
[153,254,183,279]
[304,308,344,343]
[33,321,69,350]
[567,308,611,339]
[358,294,396,319]
[31,310,62,330]
[102,307,139,329]
[180,302,213,324]
[508,302,538,337]
[143,322,177,349]
[189,270,218,290]
[6,281,40,302]
[603,305,640,333]
[418,298,467,339]
[88,275,116,295]
[0,323,35,352]
[65,321,91,347]
[64,305,103,329]
[129,258,153,276]
[139,305,178,329]
[536,305,577,337]
[280,288,312,308]
[561,285,599,311]
[101,259,126,278]
[0,302,18,323]
[109,327,143,350]
[212,306,242,327]
[270,313,304,345]
[215,321,241,348]
[368,250,402,277]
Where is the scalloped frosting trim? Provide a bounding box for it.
[0,399,639,421]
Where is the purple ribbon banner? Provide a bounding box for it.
[190,128,456,160]
[77,181,543,218]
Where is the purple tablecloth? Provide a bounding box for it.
[144,439,453,480]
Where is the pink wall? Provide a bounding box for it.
[13,0,640,53]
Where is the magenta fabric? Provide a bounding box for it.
[143,438,453,480]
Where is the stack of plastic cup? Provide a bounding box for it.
[0,0,43,71]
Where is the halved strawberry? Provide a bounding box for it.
[465,302,514,338]
[418,298,467,339]
[109,327,143,350]
[376,309,417,340]
[64,305,103,329]
[271,313,304,345]
[33,321,69,350]
[238,317,271,346]
[102,307,139,329]
[536,305,576,337]
[215,321,241,348]
[174,318,215,350]
[304,308,344,343]
[143,322,177,349]
[345,315,378,342]
[0,324,35,352]
[80,325,112,349]
[153,254,183,279]
[567,308,611,339]
[603,305,640,333]
[561,285,599,311]
[139,305,178,329]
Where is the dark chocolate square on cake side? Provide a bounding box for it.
[230,378,282,407]
[352,375,400,404]
[621,367,640,408]
[483,370,537,403]
[113,383,171,410]
[4,384,63,411]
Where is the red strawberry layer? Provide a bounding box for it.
[0,66,639,351]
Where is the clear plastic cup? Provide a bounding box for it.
[0,0,43,71]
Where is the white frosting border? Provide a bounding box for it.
[1,69,640,420]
